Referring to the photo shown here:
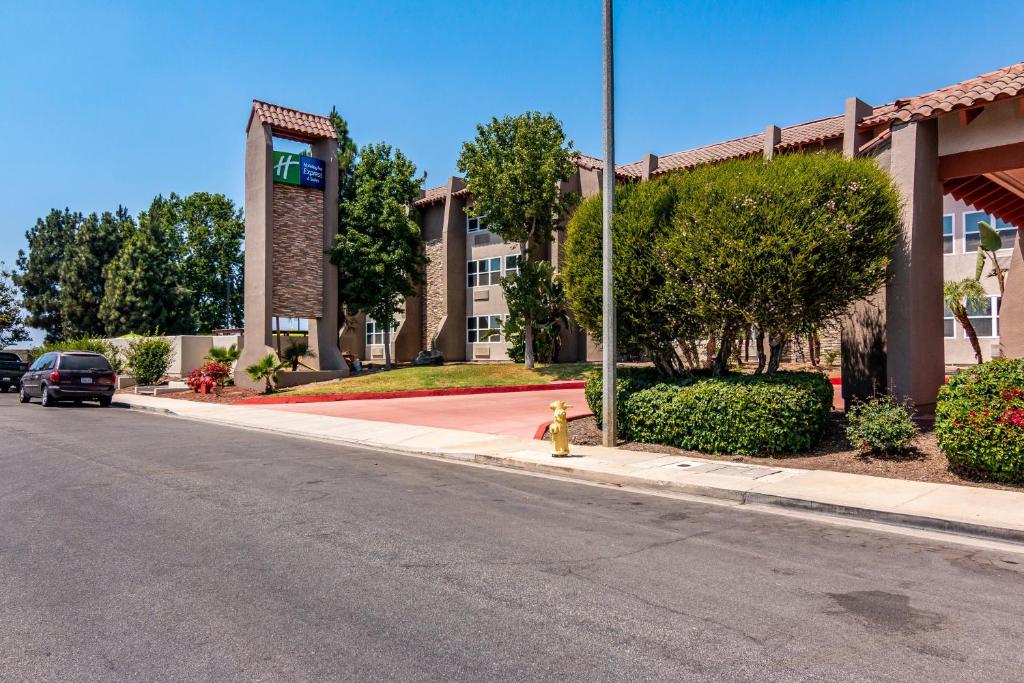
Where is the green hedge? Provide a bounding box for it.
[586,369,833,455]
[935,358,1024,483]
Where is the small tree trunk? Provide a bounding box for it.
[712,325,736,376]
[524,318,536,369]
[705,333,717,370]
[766,332,786,374]
[383,323,393,370]
[754,328,767,374]
[957,313,984,364]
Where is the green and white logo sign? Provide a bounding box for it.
[272,151,325,190]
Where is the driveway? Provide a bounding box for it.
[257,387,590,438]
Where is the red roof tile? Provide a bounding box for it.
[248,100,337,141]
[861,62,1024,126]
[647,134,763,176]
[776,116,844,150]
[414,184,449,207]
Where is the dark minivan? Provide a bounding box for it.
[20,351,117,407]
[0,352,27,392]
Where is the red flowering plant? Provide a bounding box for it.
[936,359,1024,483]
[186,361,231,395]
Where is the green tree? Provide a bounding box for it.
[14,208,81,342]
[975,220,1006,296]
[944,277,988,364]
[245,353,286,393]
[502,260,570,363]
[58,207,132,338]
[330,142,426,369]
[329,106,359,214]
[0,266,30,348]
[171,192,245,332]
[457,112,578,368]
[100,196,185,336]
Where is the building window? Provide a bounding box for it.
[467,213,485,233]
[965,211,1016,253]
[365,318,395,346]
[943,304,955,338]
[966,295,1000,338]
[504,254,520,276]
[467,257,502,287]
[943,214,954,255]
[467,315,504,343]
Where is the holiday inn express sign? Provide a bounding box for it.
[272,151,325,190]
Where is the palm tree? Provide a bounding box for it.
[206,344,241,364]
[280,341,316,371]
[244,353,285,393]
[944,277,989,364]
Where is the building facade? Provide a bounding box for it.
[342,62,1024,387]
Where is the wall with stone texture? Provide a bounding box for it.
[271,184,324,318]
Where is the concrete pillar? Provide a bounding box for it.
[999,233,1024,357]
[843,97,874,159]
[763,125,781,159]
[886,119,946,407]
[307,137,345,371]
[640,153,659,180]
[239,123,275,371]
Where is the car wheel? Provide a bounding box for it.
[98,396,112,408]
[19,385,31,404]
[40,386,55,407]
[0,385,7,393]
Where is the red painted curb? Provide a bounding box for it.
[235,380,587,405]
[533,412,593,440]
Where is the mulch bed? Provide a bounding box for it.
[159,386,259,404]
[550,414,1022,492]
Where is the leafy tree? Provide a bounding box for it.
[58,207,132,338]
[171,193,245,332]
[564,153,901,376]
[502,261,570,363]
[944,277,988,364]
[0,266,30,348]
[458,112,578,368]
[14,208,81,342]
[100,196,185,336]
[123,336,173,386]
[330,142,426,370]
[564,178,701,376]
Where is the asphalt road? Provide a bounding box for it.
[2,393,1024,681]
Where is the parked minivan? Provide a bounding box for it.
[20,351,117,407]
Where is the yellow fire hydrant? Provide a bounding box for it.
[549,401,571,457]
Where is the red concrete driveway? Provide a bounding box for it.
[259,387,590,438]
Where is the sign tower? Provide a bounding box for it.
[236,100,348,388]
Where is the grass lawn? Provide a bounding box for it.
[280,362,595,397]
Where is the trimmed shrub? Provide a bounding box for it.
[34,336,125,375]
[587,369,833,455]
[585,366,668,427]
[935,358,1024,483]
[124,337,173,386]
[846,395,918,454]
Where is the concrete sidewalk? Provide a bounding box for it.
[115,393,1024,544]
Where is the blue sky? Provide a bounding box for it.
[2,0,1023,276]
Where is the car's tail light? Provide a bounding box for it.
[49,370,60,383]
[99,374,115,385]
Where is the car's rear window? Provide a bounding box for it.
[0,352,20,362]
[59,354,112,371]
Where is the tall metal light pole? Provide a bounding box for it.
[601,0,617,447]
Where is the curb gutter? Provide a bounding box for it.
[115,400,1024,546]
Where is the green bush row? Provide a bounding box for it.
[585,368,833,455]
[936,358,1024,483]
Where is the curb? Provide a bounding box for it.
[532,413,592,440]
[114,400,1024,546]
[233,380,586,405]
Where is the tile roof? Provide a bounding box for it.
[248,100,337,141]
[414,184,449,207]
[776,115,844,150]
[647,133,763,176]
[861,62,1024,126]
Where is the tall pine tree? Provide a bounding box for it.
[14,208,81,342]
[59,207,132,337]
[100,196,184,336]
